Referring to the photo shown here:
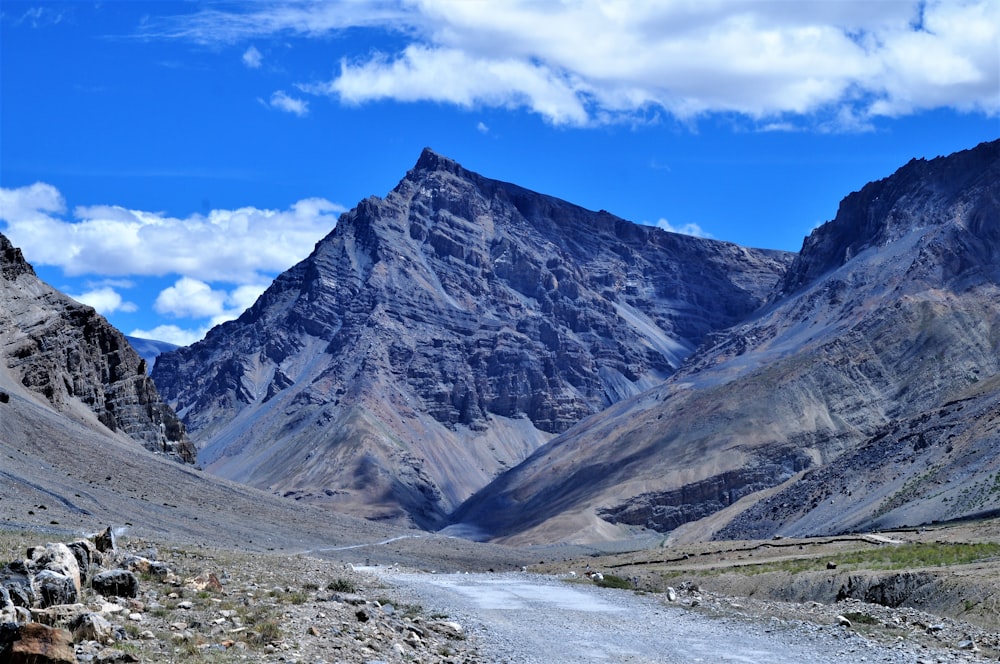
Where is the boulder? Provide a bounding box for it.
[66,539,102,583]
[30,603,89,627]
[69,612,115,644]
[32,571,78,608]
[27,543,81,598]
[92,570,139,599]
[5,622,76,664]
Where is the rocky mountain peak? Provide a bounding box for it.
[152,150,793,527]
[1,232,35,280]
[412,146,463,176]
[780,139,1000,296]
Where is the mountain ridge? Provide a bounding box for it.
[1,232,195,464]
[452,139,1000,544]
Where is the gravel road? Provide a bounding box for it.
[379,570,942,663]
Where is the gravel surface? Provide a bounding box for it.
[379,569,991,664]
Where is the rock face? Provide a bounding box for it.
[0,233,194,462]
[454,139,1000,543]
[152,148,792,528]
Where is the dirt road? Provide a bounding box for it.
[381,570,932,663]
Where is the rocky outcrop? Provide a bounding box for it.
[454,139,1000,543]
[0,232,194,463]
[153,148,792,527]
[597,450,813,531]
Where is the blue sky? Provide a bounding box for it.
[1,1,997,346]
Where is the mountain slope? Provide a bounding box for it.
[453,139,1000,544]
[1,233,194,463]
[152,149,792,528]
[0,232,521,568]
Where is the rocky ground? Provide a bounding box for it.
[4,519,1000,663]
[0,529,479,663]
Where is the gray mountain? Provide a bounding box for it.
[151,149,792,528]
[453,139,1000,544]
[1,233,194,463]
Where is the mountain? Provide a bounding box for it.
[126,336,180,373]
[152,148,793,528]
[1,233,194,463]
[453,139,1000,544]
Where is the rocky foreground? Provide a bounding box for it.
[0,528,476,663]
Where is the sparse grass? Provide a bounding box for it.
[593,573,633,589]
[841,611,878,625]
[327,577,358,593]
[250,618,283,645]
[688,541,1000,576]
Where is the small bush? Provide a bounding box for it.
[327,578,357,593]
[842,611,878,625]
[595,574,632,589]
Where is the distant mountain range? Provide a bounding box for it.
[4,139,998,546]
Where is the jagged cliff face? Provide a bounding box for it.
[454,139,1000,544]
[152,149,792,528]
[0,233,195,463]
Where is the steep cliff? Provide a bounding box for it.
[454,139,1000,543]
[153,149,792,528]
[0,232,194,463]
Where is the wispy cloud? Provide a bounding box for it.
[144,1,999,129]
[242,45,263,68]
[264,89,309,116]
[652,218,712,239]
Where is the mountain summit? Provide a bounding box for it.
[153,148,792,527]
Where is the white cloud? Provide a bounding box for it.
[652,218,712,239]
[128,324,209,347]
[320,45,589,125]
[154,277,228,319]
[476,121,489,134]
[266,90,309,116]
[242,45,263,68]
[0,183,341,283]
[151,0,1000,128]
[69,286,138,315]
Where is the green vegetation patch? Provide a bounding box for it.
[594,573,633,589]
[712,541,1000,576]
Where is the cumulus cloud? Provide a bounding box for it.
[0,182,341,282]
[154,276,266,326]
[653,219,712,239]
[146,0,999,128]
[69,286,138,315]
[266,90,309,116]
[0,182,341,344]
[242,44,263,68]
